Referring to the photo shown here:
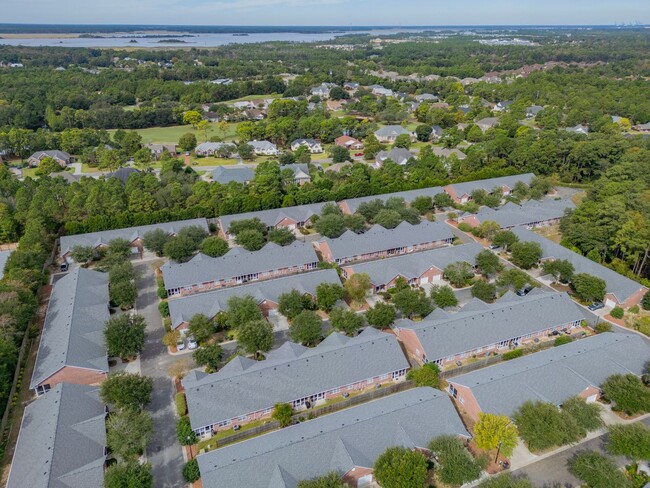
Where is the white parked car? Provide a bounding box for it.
[187,336,198,350]
[176,339,186,351]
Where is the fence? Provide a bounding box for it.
[213,380,416,449]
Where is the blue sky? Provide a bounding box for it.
[3,0,648,26]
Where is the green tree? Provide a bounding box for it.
[298,472,346,488]
[430,284,458,308]
[238,319,274,358]
[238,142,255,161]
[107,409,153,461]
[562,396,603,434]
[315,213,346,238]
[510,241,542,269]
[411,195,433,214]
[492,230,519,251]
[70,245,97,264]
[406,363,440,388]
[315,282,344,311]
[228,218,267,237]
[142,229,171,256]
[373,446,428,488]
[475,250,503,276]
[444,261,475,287]
[512,401,581,452]
[393,133,411,149]
[278,289,306,320]
[289,310,322,345]
[35,156,62,176]
[497,269,532,291]
[571,273,607,302]
[182,459,201,483]
[104,238,132,266]
[235,229,266,251]
[569,451,632,488]
[329,307,365,336]
[542,259,575,283]
[226,295,263,328]
[393,288,433,318]
[344,273,371,303]
[363,134,383,160]
[100,373,153,411]
[104,314,146,360]
[182,110,203,128]
[178,133,197,152]
[428,435,483,486]
[474,413,519,458]
[642,291,650,311]
[607,423,650,461]
[415,124,432,142]
[134,147,154,171]
[471,280,497,302]
[176,226,209,248]
[200,236,230,257]
[601,374,650,415]
[104,463,153,488]
[188,314,215,343]
[268,227,296,246]
[365,302,396,329]
[163,236,197,262]
[177,416,198,445]
[193,343,224,372]
[330,145,351,163]
[373,209,403,229]
[272,403,293,427]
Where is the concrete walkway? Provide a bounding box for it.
[135,262,186,488]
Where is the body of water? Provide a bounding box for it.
[0,29,428,48]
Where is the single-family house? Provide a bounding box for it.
[494,101,513,112]
[511,227,649,308]
[59,218,209,258]
[248,140,279,156]
[457,198,575,229]
[30,268,110,395]
[338,187,444,215]
[442,173,535,204]
[326,100,346,111]
[183,327,410,435]
[310,83,336,98]
[196,387,469,488]
[211,78,233,85]
[334,135,363,150]
[374,125,413,143]
[375,147,414,166]
[196,142,229,156]
[233,101,253,110]
[447,333,650,421]
[204,111,220,122]
[169,269,341,330]
[7,383,107,488]
[564,124,589,135]
[430,125,443,140]
[27,150,74,167]
[415,93,439,102]
[106,166,140,185]
[243,109,265,121]
[525,105,544,118]
[282,163,312,185]
[341,242,484,292]
[475,117,500,132]
[343,82,359,91]
[217,202,331,239]
[162,241,320,296]
[370,85,394,97]
[395,290,585,367]
[315,221,454,265]
[431,147,466,160]
[290,139,323,154]
[633,122,650,132]
[145,143,178,160]
[212,166,255,185]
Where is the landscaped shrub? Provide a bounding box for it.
[554,336,573,346]
[175,393,187,416]
[157,284,168,299]
[158,301,170,317]
[595,322,612,334]
[458,223,472,232]
[610,307,624,319]
[502,349,523,361]
[629,305,640,314]
[183,459,200,483]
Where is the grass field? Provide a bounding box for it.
[109,122,238,145]
[227,93,282,102]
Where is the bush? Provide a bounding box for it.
[157,285,168,299]
[478,474,534,488]
[554,335,573,346]
[175,393,187,416]
[607,423,650,461]
[562,396,603,434]
[601,374,650,415]
[502,349,523,360]
[628,305,640,314]
[177,416,198,445]
[406,363,440,389]
[471,280,497,302]
[610,306,624,319]
[158,301,170,317]
[183,459,201,483]
[428,435,483,485]
[569,451,632,488]
[373,447,428,488]
[595,321,612,333]
[458,222,472,232]
[513,401,582,451]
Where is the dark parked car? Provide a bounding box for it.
[516,286,533,296]
[588,302,605,311]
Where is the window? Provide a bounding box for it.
[449,385,458,398]
[36,384,51,396]
[330,388,340,394]
[238,415,246,422]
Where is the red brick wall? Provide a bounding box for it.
[396,329,426,364]
[339,201,352,215]
[621,287,649,308]
[316,241,334,262]
[276,217,299,229]
[343,467,374,486]
[579,385,601,402]
[449,382,483,422]
[37,366,107,391]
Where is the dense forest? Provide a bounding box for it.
[0,29,648,419]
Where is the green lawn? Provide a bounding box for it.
[109,122,238,145]
[196,418,272,452]
[191,157,239,167]
[226,93,282,103]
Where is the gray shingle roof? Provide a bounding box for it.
[219,202,332,235]
[0,249,12,280]
[161,241,319,291]
[168,269,341,329]
[183,328,410,430]
[376,148,414,165]
[212,166,255,185]
[197,387,468,488]
[319,221,454,262]
[511,227,648,304]
[30,269,109,389]
[374,125,410,138]
[7,383,106,488]
[29,150,71,162]
[59,218,209,256]
[106,166,140,185]
[343,242,484,286]
[340,187,444,214]
[396,291,585,363]
[449,333,650,417]
[446,173,535,199]
[471,198,575,228]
